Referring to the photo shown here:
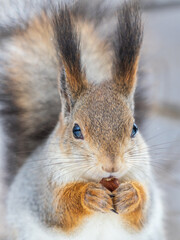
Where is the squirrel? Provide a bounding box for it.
[0,0,165,239]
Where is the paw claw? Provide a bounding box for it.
[109,194,115,198]
[111,209,119,214]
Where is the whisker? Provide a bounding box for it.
[127,161,177,180]
[29,160,94,170]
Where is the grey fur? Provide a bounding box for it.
[0,0,127,183]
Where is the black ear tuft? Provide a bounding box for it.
[52,6,87,105]
[113,0,143,96]
[53,6,81,75]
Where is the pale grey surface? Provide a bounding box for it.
[142,7,180,240]
[1,0,180,31]
[0,2,180,240]
[143,0,180,6]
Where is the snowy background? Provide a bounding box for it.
[0,0,180,239]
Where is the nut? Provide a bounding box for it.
[100,177,119,192]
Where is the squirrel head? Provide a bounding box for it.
[53,1,146,180]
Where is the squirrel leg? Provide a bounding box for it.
[53,182,113,233]
[113,181,147,231]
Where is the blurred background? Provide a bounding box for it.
[0,0,180,239]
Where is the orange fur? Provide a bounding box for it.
[113,56,139,97]
[7,13,58,135]
[114,181,147,230]
[53,182,112,233]
[53,182,91,232]
[63,61,88,99]
[123,181,146,230]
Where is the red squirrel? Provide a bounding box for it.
[0,1,165,239]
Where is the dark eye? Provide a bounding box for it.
[73,124,84,140]
[131,123,138,138]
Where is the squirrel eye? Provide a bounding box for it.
[73,124,84,140]
[131,123,138,138]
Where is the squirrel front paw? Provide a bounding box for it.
[82,183,113,213]
[113,181,147,230]
[113,182,139,214]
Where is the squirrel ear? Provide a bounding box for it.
[58,68,71,117]
[112,1,143,97]
[53,6,87,111]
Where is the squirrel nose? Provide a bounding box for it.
[102,166,119,173]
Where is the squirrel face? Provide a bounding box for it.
[53,5,144,180]
[58,80,145,181]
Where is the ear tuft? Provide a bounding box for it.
[52,6,87,104]
[112,0,143,97]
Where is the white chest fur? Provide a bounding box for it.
[42,213,151,240]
